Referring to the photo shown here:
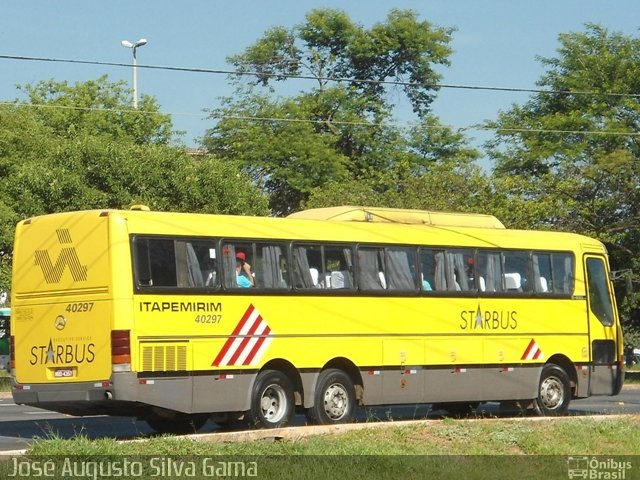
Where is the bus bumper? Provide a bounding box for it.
[11,378,113,414]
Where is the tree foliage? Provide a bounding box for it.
[304,160,494,214]
[486,24,640,337]
[227,8,453,116]
[202,8,478,215]
[19,76,174,145]
[0,77,268,295]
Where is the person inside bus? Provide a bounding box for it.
[235,251,255,288]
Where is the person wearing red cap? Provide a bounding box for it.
[235,251,254,287]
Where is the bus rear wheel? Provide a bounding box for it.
[306,369,356,425]
[247,369,295,428]
[534,363,571,416]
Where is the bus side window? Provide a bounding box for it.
[419,248,443,291]
[203,248,218,287]
[324,245,354,290]
[191,242,219,288]
[477,251,503,293]
[532,252,574,295]
[221,243,244,288]
[221,242,261,289]
[369,246,420,291]
[447,249,475,292]
[254,243,289,290]
[357,247,385,290]
[292,244,352,290]
[503,251,531,293]
[385,247,418,291]
[133,237,153,286]
[133,237,177,288]
[292,244,317,289]
[532,253,552,294]
[183,242,204,287]
[552,253,574,294]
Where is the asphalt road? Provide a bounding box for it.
[1,385,639,453]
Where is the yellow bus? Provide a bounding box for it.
[10,206,624,433]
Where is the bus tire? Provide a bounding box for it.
[306,369,356,425]
[247,369,294,428]
[145,412,208,434]
[534,363,571,416]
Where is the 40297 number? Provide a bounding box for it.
[195,315,222,324]
[66,302,94,313]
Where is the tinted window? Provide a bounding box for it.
[532,252,574,295]
[503,251,531,293]
[447,249,475,292]
[586,257,614,326]
[292,244,354,290]
[477,251,503,292]
[222,241,289,289]
[419,248,442,291]
[132,237,218,289]
[358,246,418,291]
[133,237,177,287]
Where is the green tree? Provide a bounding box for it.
[305,160,494,213]
[0,78,269,296]
[486,24,640,337]
[227,8,453,116]
[19,75,173,145]
[203,8,479,215]
[206,92,352,214]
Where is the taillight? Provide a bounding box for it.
[9,335,15,369]
[111,330,131,368]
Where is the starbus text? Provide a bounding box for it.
[459,309,518,330]
[30,339,95,365]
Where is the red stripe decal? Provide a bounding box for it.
[227,314,262,365]
[242,326,271,365]
[521,339,535,360]
[211,304,256,366]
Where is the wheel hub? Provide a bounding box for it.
[324,384,348,419]
[540,376,564,409]
[261,385,286,422]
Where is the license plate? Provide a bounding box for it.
[54,368,73,378]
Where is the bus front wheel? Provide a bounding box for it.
[534,363,571,416]
[306,369,356,425]
[247,369,295,428]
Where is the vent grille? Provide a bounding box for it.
[141,344,187,371]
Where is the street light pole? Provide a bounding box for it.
[121,38,147,108]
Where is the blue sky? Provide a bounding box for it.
[1,1,638,150]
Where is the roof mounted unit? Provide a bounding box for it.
[287,206,505,229]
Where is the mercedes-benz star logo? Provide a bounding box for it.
[55,315,67,330]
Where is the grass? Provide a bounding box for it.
[2,416,638,479]
[0,369,9,391]
[19,415,640,456]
